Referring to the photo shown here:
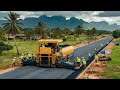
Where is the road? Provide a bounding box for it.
[0,36,114,79]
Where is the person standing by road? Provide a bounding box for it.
[20,53,25,62]
[88,52,91,59]
[101,43,103,47]
[94,54,99,63]
[82,57,86,68]
[12,57,16,67]
[95,48,98,54]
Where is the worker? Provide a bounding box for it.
[101,43,103,47]
[82,57,86,68]
[28,52,32,60]
[94,54,99,63]
[12,57,16,67]
[20,53,25,62]
[97,52,101,58]
[25,53,29,60]
[95,48,98,54]
[88,52,91,58]
[74,57,81,67]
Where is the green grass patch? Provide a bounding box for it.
[102,38,120,79]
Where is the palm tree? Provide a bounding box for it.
[53,27,62,38]
[24,28,34,40]
[0,28,5,43]
[74,25,84,41]
[2,12,23,54]
[85,30,92,43]
[34,21,46,39]
[91,28,97,36]
[63,28,71,38]
[74,25,83,39]
[46,28,51,38]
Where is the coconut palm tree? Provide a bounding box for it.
[24,28,34,40]
[63,28,72,38]
[91,28,97,36]
[85,30,92,43]
[2,12,23,54]
[34,21,46,39]
[53,27,63,38]
[74,25,84,41]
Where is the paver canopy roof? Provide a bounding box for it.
[37,39,63,43]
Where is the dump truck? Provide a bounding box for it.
[35,39,75,68]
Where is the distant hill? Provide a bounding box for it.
[0,15,120,31]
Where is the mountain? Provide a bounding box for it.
[89,21,119,31]
[21,15,89,29]
[0,15,120,31]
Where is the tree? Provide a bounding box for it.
[34,21,46,39]
[2,12,23,54]
[91,28,97,36]
[0,28,6,43]
[74,25,84,40]
[24,28,34,40]
[85,30,92,43]
[63,28,72,38]
[112,30,120,38]
[46,28,51,38]
[0,42,13,55]
[53,27,63,38]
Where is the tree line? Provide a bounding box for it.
[0,12,111,54]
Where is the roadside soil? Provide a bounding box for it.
[79,39,116,79]
[0,62,21,74]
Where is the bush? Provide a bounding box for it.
[0,42,13,54]
[112,30,120,38]
[63,38,66,41]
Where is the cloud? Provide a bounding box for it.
[0,11,120,25]
[97,11,120,17]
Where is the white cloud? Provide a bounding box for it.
[0,11,120,25]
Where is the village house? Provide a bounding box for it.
[6,34,27,40]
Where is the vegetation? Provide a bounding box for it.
[112,30,120,38]
[34,21,46,39]
[102,38,120,79]
[2,12,23,54]
[0,42,13,55]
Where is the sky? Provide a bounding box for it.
[0,11,120,25]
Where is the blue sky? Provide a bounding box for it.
[0,11,120,25]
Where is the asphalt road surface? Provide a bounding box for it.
[0,36,114,79]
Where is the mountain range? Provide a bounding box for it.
[0,15,119,31]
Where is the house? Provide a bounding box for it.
[6,34,27,40]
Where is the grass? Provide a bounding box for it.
[102,38,120,79]
[0,35,109,69]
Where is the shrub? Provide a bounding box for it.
[63,38,66,41]
[0,42,13,54]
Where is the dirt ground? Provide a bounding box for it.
[0,62,21,74]
[79,39,116,79]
